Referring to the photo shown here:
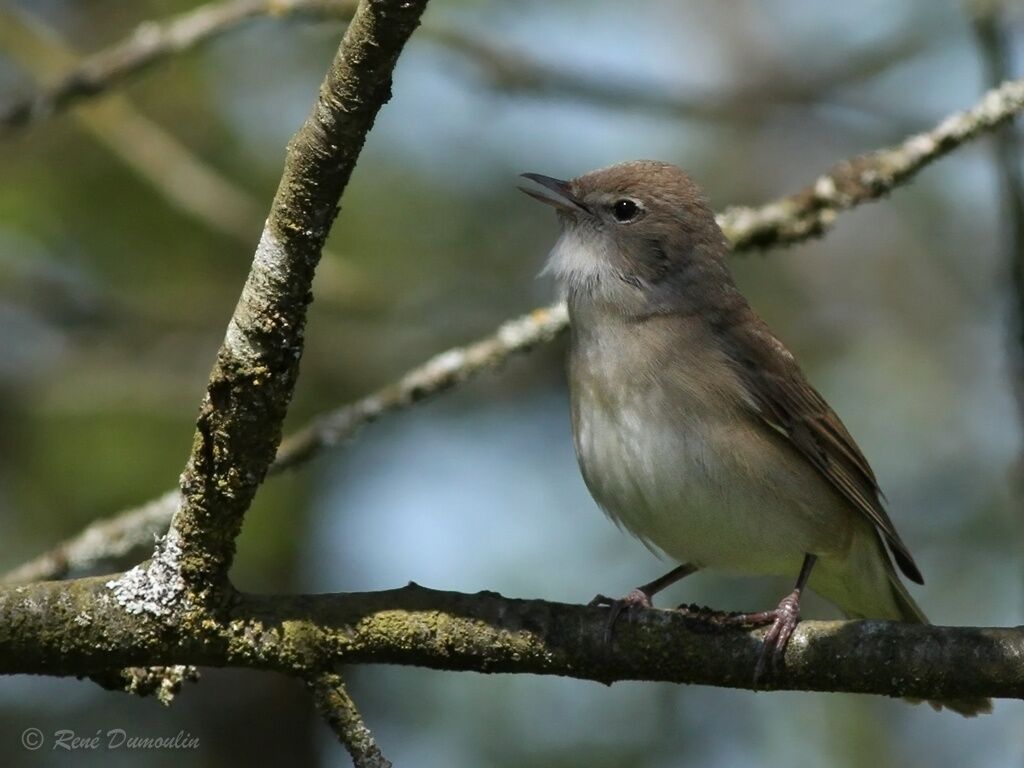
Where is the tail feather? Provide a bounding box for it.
[811,530,990,716]
[811,532,987,720]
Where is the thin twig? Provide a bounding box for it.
[0,491,179,584]
[426,25,932,125]
[0,7,263,241]
[1,306,567,584]
[273,303,569,470]
[718,77,1024,249]
[0,7,368,300]
[7,77,1024,586]
[0,0,927,133]
[0,0,357,130]
[309,672,391,768]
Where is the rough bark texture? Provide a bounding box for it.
[165,0,428,594]
[0,580,1020,702]
[311,672,393,767]
[717,77,1024,249]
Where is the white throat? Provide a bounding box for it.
[542,223,622,297]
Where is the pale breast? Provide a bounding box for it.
[568,306,852,575]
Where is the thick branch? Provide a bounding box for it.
[160,0,428,594]
[309,672,391,768]
[8,77,1024,587]
[0,579,1019,703]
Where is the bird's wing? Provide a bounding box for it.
[725,319,924,584]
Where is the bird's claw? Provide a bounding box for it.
[753,591,801,682]
[704,589,802,683]
[588,588,652,645]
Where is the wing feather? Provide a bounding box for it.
[725,321,924,584]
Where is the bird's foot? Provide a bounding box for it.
[714,589,803,682]
[588,588,653,644]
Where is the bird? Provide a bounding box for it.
[519,159,990,716]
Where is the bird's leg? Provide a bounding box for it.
[589,563,699,642]
[590,563,700,611]
[719,554,817,681]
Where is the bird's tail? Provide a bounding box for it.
[824,529,992,717]
[878,573,992,718]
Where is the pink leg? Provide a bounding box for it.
[589,563,699,643]
[718,554,817,681]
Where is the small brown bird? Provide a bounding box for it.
[520,160,990,716]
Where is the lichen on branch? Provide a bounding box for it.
[0,580,1020,704]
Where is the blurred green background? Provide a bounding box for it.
[0,0,1022,765]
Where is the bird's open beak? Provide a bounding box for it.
[518,173,589,214]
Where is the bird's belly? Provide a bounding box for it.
[574,394,850,576]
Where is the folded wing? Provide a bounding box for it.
[724,319,924,585]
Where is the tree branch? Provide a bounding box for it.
[425,26,931,126]
[2,6,431,753]
[0,0,928,134]
[1,304,568,585]
[2,6,1018,753]
[970,2,1024,454]
[309,672,391,768]
[1,491,179,584]
[0,0,357,131]
[89,664,200,705]
[0,7,264,242]
[273,303,570,470]
[144,0,428,598]
[0,6,375,309]
[717,76,1024,249]
[0,579,1019,703]
[7,76,1024,587]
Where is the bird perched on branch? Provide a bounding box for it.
[520,160,990,717]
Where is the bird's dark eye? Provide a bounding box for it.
[612,199,640,222]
